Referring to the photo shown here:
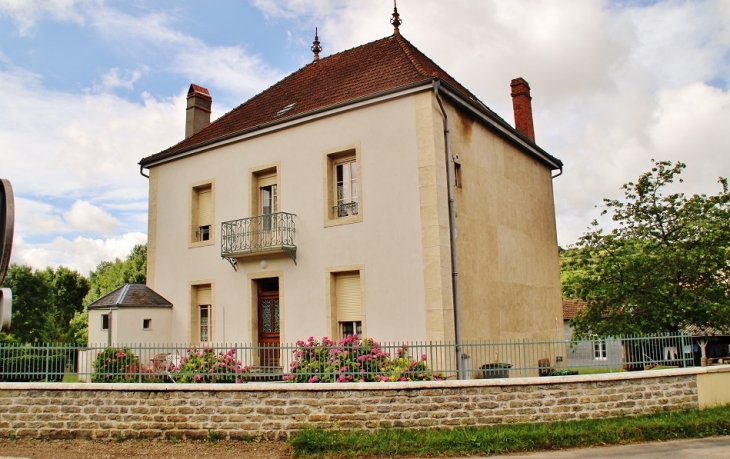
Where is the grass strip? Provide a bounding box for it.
[290,405,730,458]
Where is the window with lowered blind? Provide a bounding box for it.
[335,272,363,339]
[191,182,214,245]
[197,188,212,240]
[191,285,212,343]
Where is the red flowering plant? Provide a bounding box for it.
[91,347,140,383]
[167,347,250,383]
[283,335,442,383]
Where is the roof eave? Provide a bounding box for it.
[436,80,563,171]
[139,80,435,168]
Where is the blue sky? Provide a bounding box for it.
[1,0,729,275]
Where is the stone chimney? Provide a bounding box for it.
[185,84,212,139]
[510,77,535,142]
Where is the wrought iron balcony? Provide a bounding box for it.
[333,201,358,218]
[221,212,296,268]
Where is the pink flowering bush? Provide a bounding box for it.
[91,347,140,383]
[283,335,442,383]
[167,347,250,383]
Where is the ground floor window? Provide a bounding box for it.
[199,305,210,342]
[593,339,607,360]
[101,314,109,330]
[340,321,362,339]
[191,284,213,343]
[334,271,363,339]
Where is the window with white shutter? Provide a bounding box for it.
[335,272,362,339]
[191,182,214,245]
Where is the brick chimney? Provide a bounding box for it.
[185,84,212,139]
[510,77,535,142]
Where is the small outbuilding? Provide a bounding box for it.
[87,284,173,345]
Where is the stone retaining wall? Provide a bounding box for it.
[0,367,727,441]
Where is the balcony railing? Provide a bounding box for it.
[221,212,296,265]
[333,201,358,218]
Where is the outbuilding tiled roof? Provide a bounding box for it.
[139,34,496,166]
[88,284,172,310]
[562,298,586,320]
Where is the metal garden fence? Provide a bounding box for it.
[0,333,695,383]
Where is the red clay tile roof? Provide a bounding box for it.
[140,34,498,166]
[562,298,586,320]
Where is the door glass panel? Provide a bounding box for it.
[274,299,280,333]
[261,299,271,333]
[260,184,278,232]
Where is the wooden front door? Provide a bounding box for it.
[257,278,280,367]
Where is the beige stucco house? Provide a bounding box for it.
[130,22,564,362]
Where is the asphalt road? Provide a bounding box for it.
[480,436,730,459]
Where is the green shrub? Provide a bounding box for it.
[0,351,68,382]
[91,347,140,383]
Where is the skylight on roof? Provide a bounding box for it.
[275,103,296,117]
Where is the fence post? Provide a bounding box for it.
[44,343,50,382]
[608,337,613,373]
[522,339,527,377]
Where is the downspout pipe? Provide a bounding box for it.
[433,79,465,380]
[140,166,149,179]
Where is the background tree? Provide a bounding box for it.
[565,160,730,338]
[1,264,89,342]
[0,245,145,344]
[72,244,147,343]
[83,244,147,306]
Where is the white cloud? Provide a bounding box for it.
[63,200,120,237]
[0,64,183,199]
[87,6,284,101]
[93,66,148,93]
[11,232,147,275]
[0,0,96,35]
[13,198,67,236]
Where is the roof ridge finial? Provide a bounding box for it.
[391,0,402,35]
[311,27,322,61]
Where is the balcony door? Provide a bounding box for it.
[258,174,277,247]
[257,277,280,367]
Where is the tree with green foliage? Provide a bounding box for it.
[1,264,89,343]
[83,244,147,306]
[564,160,730,338]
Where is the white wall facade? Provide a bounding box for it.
[88,308,172,345]
[148,94,429,345]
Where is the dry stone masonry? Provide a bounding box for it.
[0,369,711,440]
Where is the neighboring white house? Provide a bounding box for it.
[88,284,172,345]
[100,12,565,373]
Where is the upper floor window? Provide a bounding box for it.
[101,314,109,330]
[334,158,358,218]
[324,146,362,227]
[191,181,214,246]
[454,161,462,189]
